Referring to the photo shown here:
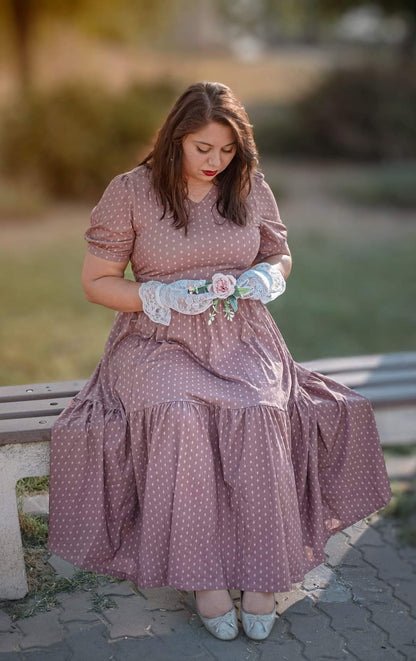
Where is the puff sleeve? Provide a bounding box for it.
[84,173,136,262]
[253,171,291,261]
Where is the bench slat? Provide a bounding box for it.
[0,415,57,443]
[1,386,415,446]
[355,383,416,405]
[0,397,75,420]
[0,378,415,423]
[0,381,87,403]
[301,351,416,374]
[318,368,416,389]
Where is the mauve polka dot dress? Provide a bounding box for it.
[47,165,392,592]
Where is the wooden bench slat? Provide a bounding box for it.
[301,351,416,374]
[321,368,416,389]
[354,383,416,406]
[0,415,56,443]
[0,388,415,446]
[0,381,87,403]
[0,397,75,420]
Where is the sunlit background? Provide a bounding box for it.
[1,0,415,385]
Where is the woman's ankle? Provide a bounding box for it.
[195,589,233,618]
[241,591,275,615]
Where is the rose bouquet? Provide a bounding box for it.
[188,273,252,325]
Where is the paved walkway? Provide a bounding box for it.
[1,459,415,660]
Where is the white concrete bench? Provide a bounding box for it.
[1,351,415,600]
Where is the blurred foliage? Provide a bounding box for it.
[0,0,172,43]
[252,64,416,161]
[0,80,178,200]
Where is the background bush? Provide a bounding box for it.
[252,64,416,161]
[0,80,178,200]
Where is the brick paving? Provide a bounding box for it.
[1,459,415,660]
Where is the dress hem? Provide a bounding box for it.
[47,495,390,594]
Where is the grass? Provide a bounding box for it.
[0,498,123,621]
[268,227,416,361]
[380,478,416,547]
[2,561,120,621]
[16,476,50,499]
[329,162,416,210]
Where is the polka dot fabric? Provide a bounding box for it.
[47,165,392,592]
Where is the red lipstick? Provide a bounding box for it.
[202,170,217,176]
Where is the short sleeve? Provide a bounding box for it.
[253,171,291,261]
[84,173,135,262]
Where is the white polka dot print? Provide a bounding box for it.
[47,165,392,592]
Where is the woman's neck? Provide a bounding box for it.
[186,179,216,203]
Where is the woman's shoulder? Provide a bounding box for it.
[116,163,152,185]
[252,168,265,182]
[250,168,267,189]
[248,168,270,200]
[111,163,155,201]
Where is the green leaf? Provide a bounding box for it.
[234,286,251,297]
[228,295,238,312]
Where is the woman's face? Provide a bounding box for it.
[181,121,237,187]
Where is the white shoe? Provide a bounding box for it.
[193,591,239,640]
[240,590,277,640]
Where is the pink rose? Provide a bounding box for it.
[208,273,237,299]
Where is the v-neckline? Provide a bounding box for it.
[187,183,216,205]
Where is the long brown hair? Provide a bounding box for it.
[137,81,259,236]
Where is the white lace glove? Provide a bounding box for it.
[138,279,217,326]
[236,262,286,304]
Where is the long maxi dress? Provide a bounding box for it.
[47,165,392,592]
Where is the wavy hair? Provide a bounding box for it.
[137,81,259,236]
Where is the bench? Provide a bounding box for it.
[1,350,415,600]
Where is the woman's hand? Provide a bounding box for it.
[236,262,286,304]
[138,278,217,325]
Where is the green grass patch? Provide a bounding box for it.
[379,478,416,547]
[383,479,416,520]
[0,498,126,621]
[16,476,50,498]
[329,163,416,209]
[269,227,416,361]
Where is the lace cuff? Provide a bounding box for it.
[253,262,286,303]
[138,282,171,326]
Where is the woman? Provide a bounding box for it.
[47,81,392,642]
